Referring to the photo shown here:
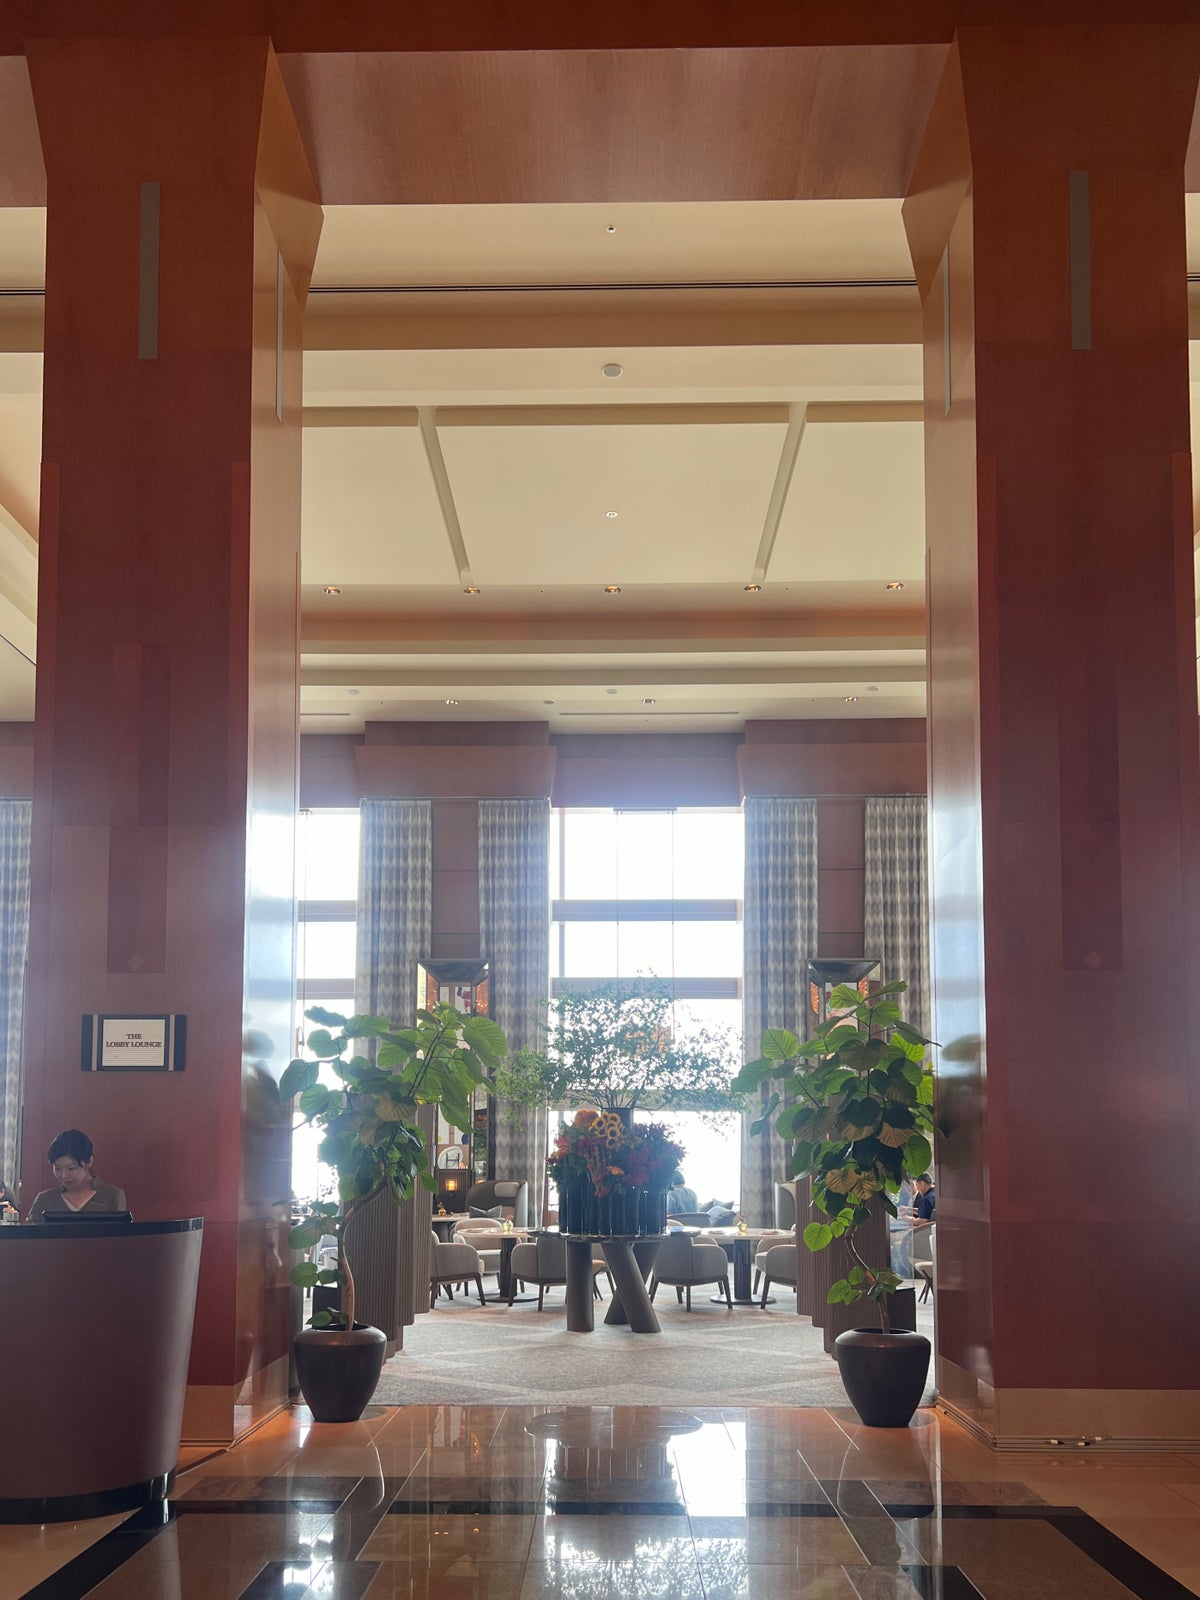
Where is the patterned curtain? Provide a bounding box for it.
[741,797,819,1226]
[355,799,432,1024]
[0,801,32,1196]
[478,799,550,1221]
[864,796,931,1039]
[353,798,433,1340]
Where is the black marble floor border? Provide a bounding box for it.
[18,1489,1198,1600]
[18,1503,174,1600]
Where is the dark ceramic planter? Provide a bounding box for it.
[834,1328,931,1428]
[293,1323,387,1422]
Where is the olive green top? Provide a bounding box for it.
[27,1180,128,1222]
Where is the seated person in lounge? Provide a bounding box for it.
[26,1129,128,1221]
[0,1178,17,1217]
[912,1172,936,1226]
[667,1176,699,1215]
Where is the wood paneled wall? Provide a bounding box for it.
[906,25,1200,1443]
[21,39,320,1447]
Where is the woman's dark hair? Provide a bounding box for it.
[47,1129,93,1166]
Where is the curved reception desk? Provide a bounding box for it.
[0,1217,203,1523]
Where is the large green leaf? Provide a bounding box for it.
[290,1261,320,1288]
[878,1105,917,1147]
[903,1133,933,1176]
[462,1015,509,1062]
[304,1005,349,1029]
[278,1057,319,1103]
[731,1058,775,1092]
[304,1028,339,1060]
[761,1028,800,1062]
[827,984,864,1011]
[836,1099,881,1139]
[298,1083,334,1119]
[376,1042,410,1069]
[803,1222,833,1251]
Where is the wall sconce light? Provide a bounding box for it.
[444,1175,461,1192]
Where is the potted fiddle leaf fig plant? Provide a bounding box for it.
[279,1002,508,1422]
[733,980,935,1428]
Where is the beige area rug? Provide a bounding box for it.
[371,1290,937,1409]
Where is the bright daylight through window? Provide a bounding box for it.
[289,806,745,1207]
[550,808,745,1206]
[293,809,360,1202]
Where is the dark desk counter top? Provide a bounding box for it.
[0,1217,203,1240]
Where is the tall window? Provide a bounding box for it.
[550,808,744,1204]
[292,809,360,1200]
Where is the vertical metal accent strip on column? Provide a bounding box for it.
[138,182,160,360]
[275,253,285,421]
[1069,171,1092,350]
[941,245,951,415]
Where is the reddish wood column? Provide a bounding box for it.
[22,39,321,1444]
[905,26,1200,1447]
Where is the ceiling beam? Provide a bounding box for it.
[416,405,473,585]
[301,663,925,689]
[300,399,925,428]
[751,403,806,585]
[301,633,926,656]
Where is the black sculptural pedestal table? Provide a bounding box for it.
[564,1235,664,1333]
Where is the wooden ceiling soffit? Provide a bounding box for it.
[354,742,556,800]
[303,291,921,352]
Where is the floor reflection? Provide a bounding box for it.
[6,1405,1200,1600]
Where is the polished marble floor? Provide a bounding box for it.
[7,1404,1200,1599]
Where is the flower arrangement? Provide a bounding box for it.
[547,1109,684,1198]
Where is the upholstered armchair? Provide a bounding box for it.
[452,1218,503,1282]
[466,1179,530,1226]
[429,1231,486,1308]
[507,1231,607,1308]
[507,1232,566,1310]
[757,1242,800,1307]
[648,1231,732,1310]
[751,1229,796,1296]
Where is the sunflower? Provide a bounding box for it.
[599,1111,626,1147]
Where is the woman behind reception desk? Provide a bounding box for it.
[26,1129,127,1222]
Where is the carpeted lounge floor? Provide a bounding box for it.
[371,1289,937,1409]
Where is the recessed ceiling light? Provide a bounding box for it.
[885,580,905,591]
[603,584,622,594]
[642,697,656,706]
[867,685,879,693]
[606,689,618,696]
[606,224,616,234]
[322,585,342,596]
[743,582,762,593]
[844,695,859,703]
[444,698,459,706]
[347,690,359,697]
[463,585,482,595]
[601,363,623,379]
[543,700,555,706]
[605,510,619,519]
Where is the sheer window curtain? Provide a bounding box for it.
[741,797,819,1226]
[352,798,433,1340]
[478,798,550,1222]
[863,796,931,1039]
[0,800,31,1196]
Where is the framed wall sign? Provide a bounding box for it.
[81,1014,187,1072]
